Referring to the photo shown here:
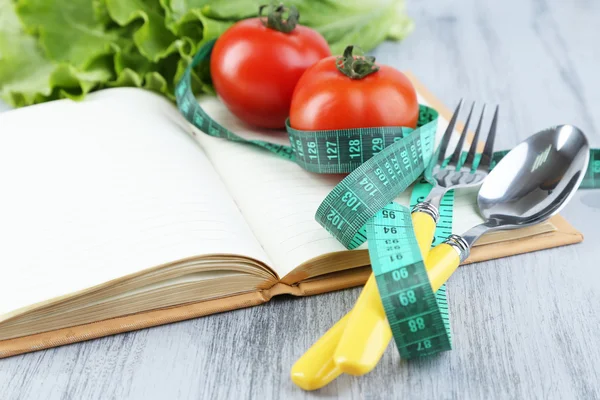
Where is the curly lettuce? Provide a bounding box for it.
[0,0,413,107]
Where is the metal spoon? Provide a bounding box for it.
[291,124,590,391]
[445,124,590,262]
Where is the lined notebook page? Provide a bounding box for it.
[194,93,489,277]
[0,88,268,317]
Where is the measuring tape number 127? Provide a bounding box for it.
[175,39,600,360]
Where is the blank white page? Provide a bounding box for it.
[192,93,494,277]
[0,88,268,317]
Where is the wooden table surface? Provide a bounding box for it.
[1,0,599,398]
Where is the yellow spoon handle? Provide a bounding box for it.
[291,204,462,389]
[291,243,461,389]
[334,243,460,375]
[332,211,436,375]
[426,243,461,291]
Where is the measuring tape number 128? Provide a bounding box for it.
[175,39,600,360]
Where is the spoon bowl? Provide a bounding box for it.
[290,124,590,391]
[459,125,589,251]
[478,124,589,228]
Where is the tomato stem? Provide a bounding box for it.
[259,3,299,33]
[336,46,380,79]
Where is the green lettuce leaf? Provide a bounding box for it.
[166,0,414,54]
[16,0,119,68]
[0,0,113,106]
[1,0,413,107]
[288,0,414,54]
[105,0,181,62]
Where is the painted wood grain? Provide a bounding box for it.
[1,0,599,398]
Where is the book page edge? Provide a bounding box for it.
[0,215,581,359]
[0,289,269,359]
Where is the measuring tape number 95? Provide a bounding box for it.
[175,39,600,360]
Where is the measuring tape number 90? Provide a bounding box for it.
[175,40,600,360]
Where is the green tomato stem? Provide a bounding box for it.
[259,3,299,33]
[336,45,380,79]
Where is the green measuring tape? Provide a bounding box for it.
[175,39,600,360]
[366,203,452,357]
[577,148,599,188]
[176,39,438,175]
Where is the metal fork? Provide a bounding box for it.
[290,100,500,387]
[411,100,499,253]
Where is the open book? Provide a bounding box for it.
[0,74,582,358]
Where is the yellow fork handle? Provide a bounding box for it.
[411,210,438,256]
[333,242,459,376]
[290,314,348,391]
[291,212,443,387]
[332,211,437,375]
[291,243,461,389]
[332,274,391,375]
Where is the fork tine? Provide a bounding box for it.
[449,102,475,166]
[478,105,499,170]
[464,104,486,168]
[435,99,463,164]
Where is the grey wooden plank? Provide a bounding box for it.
[1,0,599,398]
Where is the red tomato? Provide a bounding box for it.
[210,17,330,129]
[289,54,419,131]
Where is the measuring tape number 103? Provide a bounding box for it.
[175,39,600,360]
